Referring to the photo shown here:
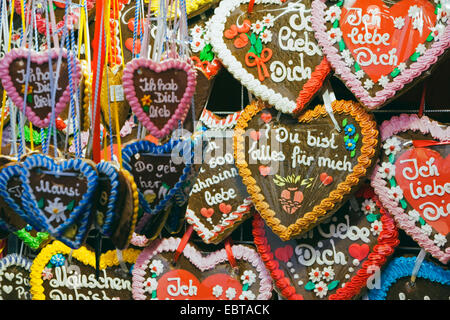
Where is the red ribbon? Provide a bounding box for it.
[173,225,194,264]
[413,140,450,148]
[248,0,255,13]
[224,238,238,269]
[245,48,273,82]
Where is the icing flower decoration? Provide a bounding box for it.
[361,199,376,215]
[408,5,421,19]
[141,94,152,106]
[260,29,272,44]
[314,281,328,298]
[325,5,341,23]
[327,28,342,44]
[144,277,158,292]
[190,24,204,38]
[416,43,427,55]
[50,253,66,267]
[388,186,403,203]
[251,20,264,34]
[309,267,322,282]
[322,266,335,282]
[21,84,33,94]
[394,17,405,29]
[239,290,256,300]
[383,137,401,156]
[191,38,206,53]
[241,270,257,287]
[344,124,356,137]
[262,14,274,28]
[225,287,236,300]
[148,260,164,276]
[433,233,447,247]
[44,197,67,224]
[378,75,390,88]
[144,190,157,204]
[397,62,407,73]
[42,267,53,280]
[363,79,374,90]
[378,162,396,180]
[344,138,357,151]
[421,224,432,236]
[407,209,421,222]
[370,220,383,236]
[355,70,364,79]
[212,285,223,298]
[429,24,445,40]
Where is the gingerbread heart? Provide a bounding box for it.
[122,139,193,236]
[371,114,450,264]
[131,237,273,300]
[122,57,197,139]
[311,0,450,109]
[0,48,82,128]
[30,241,141,300]
[19,154,98,249]
[95,162,139,249]
[0,161,50,250]
[186,127,253,244]
[368,256,450,300]
[234,100,379,240]
[209,0,331,113]
[0,254,32,300]
[253,186,400,299]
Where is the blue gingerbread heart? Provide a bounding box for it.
[20,154,98,249]
[122,138,194,234]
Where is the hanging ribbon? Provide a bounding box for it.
[173,225,194,264]
[410,248,427,284]
[418,82,427,118]
[224,238,238,270]
[412,139,450,148]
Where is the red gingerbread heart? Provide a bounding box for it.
[219,203,232,215]
[348,243,370,261]
[274,245,294,263]
[201,207,215,218]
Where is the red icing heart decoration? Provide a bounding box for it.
[371,114,450,264]
[320,172,333,185]
[348,243,370,261]
[200,207,214,218]
[312,0,450,109]
[131,237,273,300]
[219,203,232,214]
[224,25,239,39]
[122,58,197,139]
[274,245,294,263]
[0,48,82,128]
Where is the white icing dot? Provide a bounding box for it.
[341,283,346,287]
[290,268,295,273]
[345,274,350,279]
[348,267,354,272]
[286,262,293,268]
[317,241,323,248]
[353,259,360,266]
[293,274,299,279]
[298,280,304,286]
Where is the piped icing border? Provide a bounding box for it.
[252,191,400,300]
[29,240,141,300]
[311,0,450,109]
[96,161,120,237]
[122,138,194,234]
[208,0,331,114]
[0,48,82,128]
[185,197,253,244]
[131,237,273,300]
[370,114,450,264]
[0,253,32,273]
[120,168,140,248]
[199,108,242,130]
[20,154,98,249]
[367,256,450,300]
[122,58,197,139]
[234,100,379,240]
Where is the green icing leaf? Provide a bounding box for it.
[248,46,257,55]
[255,38,263,55]
[332,20,339,28]
[389,153,395,164]
[353,133,359,143]
[350,149,356,158]
[336,0,344,7]
[426,33,434,42]
[342,118,348,127]
[410,52,420,62]
[389,177,397,188]
[200,44,214,62]
[354,62,360,72]
[38,198,44,209]
[390,68,400,78]
[400,199,408,209]
[250,33,257,45]
[304,281,316,291]
[367,213,381,223]
[338,39,345,51]
[419,217,426,226]
[66,200,75,211]
[344,135,348,142]
[27,95,33,103]
[327,280,340,291]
